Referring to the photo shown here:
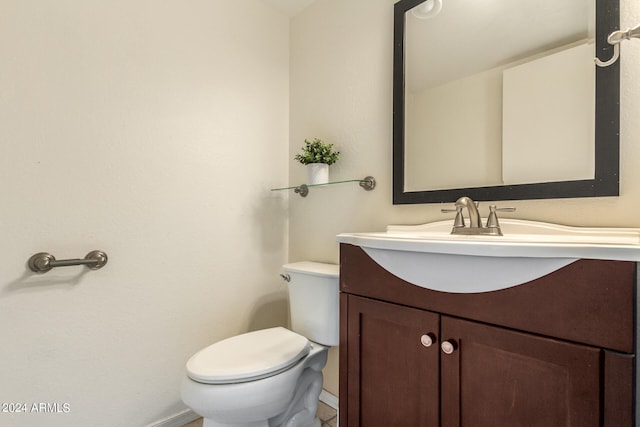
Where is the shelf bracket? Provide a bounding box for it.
[295,184,309,197]
[359,176,376,191]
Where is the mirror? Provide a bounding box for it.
[393,0,620,204]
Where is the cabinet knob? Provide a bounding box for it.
[420,333,436,347]
[441,340,457,355]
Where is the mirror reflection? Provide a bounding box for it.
[406,0,594,191]
[393,0,620,204]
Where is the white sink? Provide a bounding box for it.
[336,219,640,293]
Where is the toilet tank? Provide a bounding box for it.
[283,262,339,346]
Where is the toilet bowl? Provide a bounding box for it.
[181,262,339,427]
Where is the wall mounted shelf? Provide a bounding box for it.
[271,176,376,197]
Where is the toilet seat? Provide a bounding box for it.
[186,327,310,384]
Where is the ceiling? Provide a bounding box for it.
[261,0,317,17]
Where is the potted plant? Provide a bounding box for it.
[294,138,340,185]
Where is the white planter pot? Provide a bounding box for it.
[307,163,329,185]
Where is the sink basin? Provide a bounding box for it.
[336,219,640,293]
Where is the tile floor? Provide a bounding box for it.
[182,400,338,427]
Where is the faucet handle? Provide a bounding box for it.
[486,205,516,228]
[441,206,465,228]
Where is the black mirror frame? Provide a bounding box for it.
[393,0,620,204]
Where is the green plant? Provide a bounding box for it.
[294,138,340,165]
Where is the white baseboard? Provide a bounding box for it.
[319,389,338,410]
[145,408,199,427]
[319,389,339,427]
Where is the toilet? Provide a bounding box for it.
[181,262,339,427]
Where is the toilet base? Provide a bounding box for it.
[203,420,268,427]
[305,419,321,427]
[201,417,321,427]
[200,365,324,427]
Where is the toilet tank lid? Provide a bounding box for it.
[186,327,310,384]
[283,262,339,278]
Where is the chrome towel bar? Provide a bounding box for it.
[28,250,108,274]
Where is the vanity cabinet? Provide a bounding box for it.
[339,244,636,426]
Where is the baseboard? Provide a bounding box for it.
[319,389,338,410]
[145,408,199,427]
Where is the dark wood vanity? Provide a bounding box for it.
[339,243,636,426]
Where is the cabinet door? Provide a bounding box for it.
[344,295,440,426]
[440,316,601,427]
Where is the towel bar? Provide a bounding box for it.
[28,250,108,274]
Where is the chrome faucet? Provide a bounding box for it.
[442,197,515,236]
[455,196,481,228]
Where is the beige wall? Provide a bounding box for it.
[290,0,640,396]
[0,1,290,426]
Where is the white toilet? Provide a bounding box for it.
[181,262,339,427]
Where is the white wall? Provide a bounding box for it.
[290,0,640,396]
[0,1,290,426]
